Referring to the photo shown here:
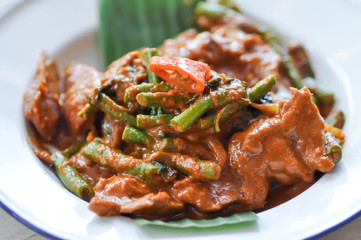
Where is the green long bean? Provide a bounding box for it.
[51,151,94,201]
[95,93,137,127]
[140,48,161,83]
[171,96,214,132]
[136,91,191,108]
[247,75,277,102]
[81,139,170,184]
[325,132,342,164]
[122,125,153,148]
[136,114,174,128]
[124,82,171,102]
[149,151,221,180]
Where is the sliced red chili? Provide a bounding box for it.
[148,56,211,93]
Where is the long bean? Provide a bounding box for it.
[171,96,214,132]
[136,91,191,108]
[122,125,153,148]
[62,139,87,159]
[149,151,221,180]
[95,93,137,127]
[140,48,161,83]
[154,138,185,152]
[81,139,170,184]
[136,114,174,128]
[326,110,345,129]
[51,151,94,201]
[247,75,277,102]
[124,82,171,102]
[198,100,248,130]
[303,78,335,105]
[210,79,247,107]
[325,132,342,164]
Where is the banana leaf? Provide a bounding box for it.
[133,212,257,228]
[98,0,202,66]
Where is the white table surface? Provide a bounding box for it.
[1,0,361,239]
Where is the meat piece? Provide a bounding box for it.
[63,63,102,137]
[160,26,283,88]
[23,53,60,141]
[68,153,113,187]
[229,88,334,189]
[122,192,184,219]
[89,176,183,218]
[172,171,268,213]
[102,51,147,104]
[101,114,126,148]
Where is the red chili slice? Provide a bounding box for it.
[148,56,211,93]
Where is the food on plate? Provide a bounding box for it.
[23,1,345,221]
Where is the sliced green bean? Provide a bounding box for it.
[81,139,171,184]
[122,125,153,148]
[136,114,174,128]
[261,31,303,89]
[303,78,335,105]
[136,91,191,108]
[210,79,247,107]
[198,100,248,130]
[124,82,171,102]
[171,96,214,132]
[325,132,342,164]
[326,110,345,129]
[95,93,137,127]
[140,48,160,83]
[155,138,185,152]
[247,75,277,102]
[149,151,221,180]
[51,151,94,201]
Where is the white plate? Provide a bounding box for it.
[0,0,361,239]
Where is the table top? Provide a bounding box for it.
[1,206,361,240]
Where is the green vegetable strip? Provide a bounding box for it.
[136,91,191,108]
[124,82,171,102]
[303,78,335,105]
[122,125,153,148]
[140,48,160,83]
[137,114,174,128]
[95,93,137,127]
[198,101,247,130]
[325,132,342,164]
[149,151,221,180]
[260,31,303,90]
[194,2,229,18]
[78,78,119,118]
[81,139,167,184]
[62,139,87,159]
[51,151,94,201]
[155,138,185,152]
[210,79,247,107]
[215,102,246,132]
[247,75,277,102]
[326,110,345,129]
[171,96,214,132]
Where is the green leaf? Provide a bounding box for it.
[133,212,257,228]
[98,0,202,66]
